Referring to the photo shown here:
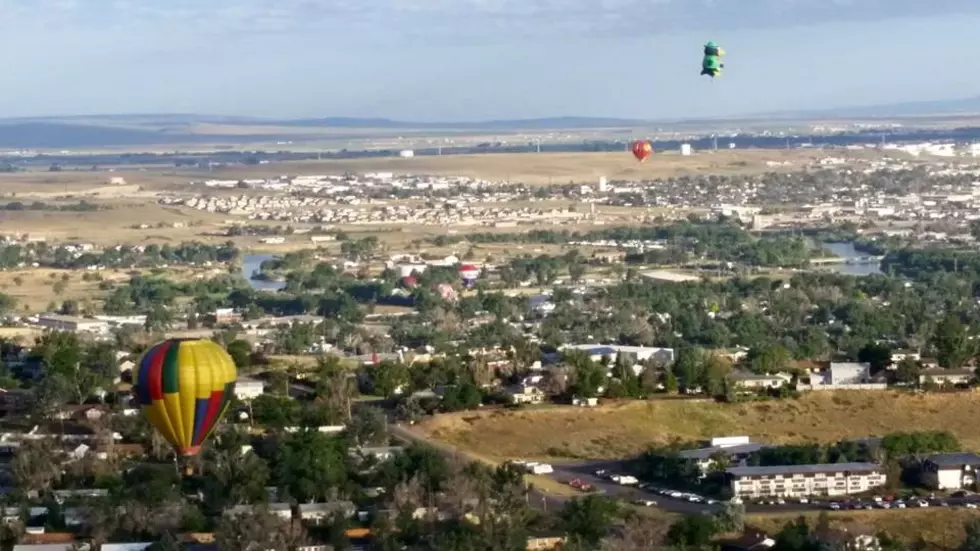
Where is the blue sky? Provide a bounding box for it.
[1,0,978,121]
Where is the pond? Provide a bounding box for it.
[241,254,286,291]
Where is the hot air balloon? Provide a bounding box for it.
[401,275,418,289]
[701,40,726,78]
[459,264,480,288]
[134,338,237,459]
[631,140,653,162]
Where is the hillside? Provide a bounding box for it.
[416,391,980,461]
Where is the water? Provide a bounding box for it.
[819,242,883,277]
[242,254,286,291]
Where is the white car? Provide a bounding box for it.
[895,502,907,509]
[828,502,841,510]
[634,499,657,507]
[916,500,929,508]
[966,503,978,509]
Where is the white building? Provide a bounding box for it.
[234,377,265,400]
[727,463,886,498]
[36,314,109,334]
[921,453,980,490]
[680,143,692,156]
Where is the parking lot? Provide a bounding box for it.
[539,461,980,515]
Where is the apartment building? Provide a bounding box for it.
[726,463,886,498]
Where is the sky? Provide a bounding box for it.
[0,0,978,121]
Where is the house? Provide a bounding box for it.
[827,362,871,385]
[726,463,886,498]
[504,385,545,405]
[719,530,776,551]
[234,377,265,400]
[298,501,357,523]
[35,314,108,334]
[563,344,675,365]
[729,372,793,390]
[225,503,292,520]
[803,362,886,391]
[919,368,975,386]
[921,452,980,490]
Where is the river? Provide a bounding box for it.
[241,254,286,291]
[817,241,883,277]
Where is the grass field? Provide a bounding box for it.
[206,149,869,185]
[416,391,980,461]
[746,509,980,548]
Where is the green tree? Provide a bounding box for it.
[348,406,387,446]
[560,496,619,548]
[272,430,347,503]
[666,514,719,547]
[370,360,410,399]
[933,314,977,369]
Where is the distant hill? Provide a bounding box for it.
[758,96,980,119]
[264,116,651,130]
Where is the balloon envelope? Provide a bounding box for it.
[134,338,237,457]
[631,140,653,162]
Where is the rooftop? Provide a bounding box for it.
[680,442,769,461]
[924,452,980,467]
[726,462,882,477]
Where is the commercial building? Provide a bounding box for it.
[921,453,980,490]
[36,314,109,334]
[234,377,265,401]
[726,463,886,498]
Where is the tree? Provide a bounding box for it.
[717,500,746,533]
[933,314,976,369]
[666,514,719,548]
[226,339,253,370]
[12,438,63,497]
[858,342,893,374]
[560,496,619,548]
[894,357,922,386]
[0,292,16,314]
[600,516,671,551]
[349,406,387,446]
[215,507,308,551]
[748,344,793,374]
[201,428,270,510]
[272,430,347,503]
[370,360,410,399]
[314,355,356,422]
[961,518,980,551]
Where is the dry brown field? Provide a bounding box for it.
[414,391,980,462]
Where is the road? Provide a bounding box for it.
[388,425,980,517]
[388,423,570,513]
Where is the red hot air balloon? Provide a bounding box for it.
[631,140,653,162]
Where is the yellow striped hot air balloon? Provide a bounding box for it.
[133,338,237,457]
